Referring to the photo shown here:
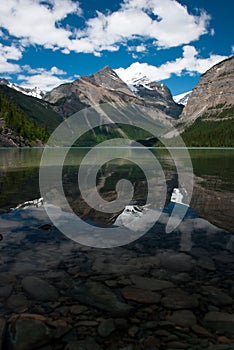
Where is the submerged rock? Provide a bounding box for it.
[161,290,199,309]
[22,276,59,301]
[167,310,197,327]
[7,318,50,350]
[121,286,161,304]
[201,286,233,307]
[130,275,174,291]
[0,195,233,350]
[6,294,29,312]
[98,318,116,337]
[158,252,195,272]
[0,285,13,298]
[73,281,132,316]
[204,312,234,335]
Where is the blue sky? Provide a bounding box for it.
[0,0,233,95]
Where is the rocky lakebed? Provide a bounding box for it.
[0,204,233,350]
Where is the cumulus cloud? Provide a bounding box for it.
[115,46,228,83]
[71,0,210,53]
[0,0,81,50]
[0,43,22,73]
[0,0,210,55]
[0,0,228,88]
[18,66,73,91]
[128,44,147,53]
[22,65,67,76]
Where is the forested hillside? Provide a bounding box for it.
[181,117,234,147]
[0,85,63,132]
[0,89,49,146]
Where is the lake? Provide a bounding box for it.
[0,147,233,232]
[0,147,233,348]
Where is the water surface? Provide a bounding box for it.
[0,147,233,232]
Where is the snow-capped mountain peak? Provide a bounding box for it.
[132,75,151,86]
[111,70,183,118]
[8,83,45,99]
[121,73,153,92]
[117,72,168,94]
[0,78,45,99]
[173,91,192,105]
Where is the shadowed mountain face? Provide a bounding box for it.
[131,79,183,119]
[44,66,182,120]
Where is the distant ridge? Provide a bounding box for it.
[0,56,233,147]
[0,78,44,99]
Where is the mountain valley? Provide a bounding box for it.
[0,56,233,147]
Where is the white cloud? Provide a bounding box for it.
[148,0,209,48]
[0,0,81,50]
[127,43,147,58]
[0,43,22,60]
[0,0,210,55]
[18,66,73,91]
[22,65,66,76]
[136,44,147,53]
[128,43,147,53]
[0,43,22,73]
[71,0,210,53]
[115,46,228,83]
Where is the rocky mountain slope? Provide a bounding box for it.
[180,56,234,123]
[128,76,183,118]
[162,55,234,147]
[44,66,182,120]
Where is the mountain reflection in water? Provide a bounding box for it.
[0,148,233,234]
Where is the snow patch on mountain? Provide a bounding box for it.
[117,72,154,92]
[173,91,192,105]
[0,78,45,99]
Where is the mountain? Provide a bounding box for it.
[173,91,192,105]
[1,67,181,147]
[86,66,134,95]
[0,85,63,131]
[43,66,138,118]
[43,66,185,146]
[0,85,63,146]
[115,74,183,119]
[0,87,48,146]
[181,56,234,123]
[0,78,45,99]
[1,57,233,147]
[176,56,234,147]
[44,66,182,120]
